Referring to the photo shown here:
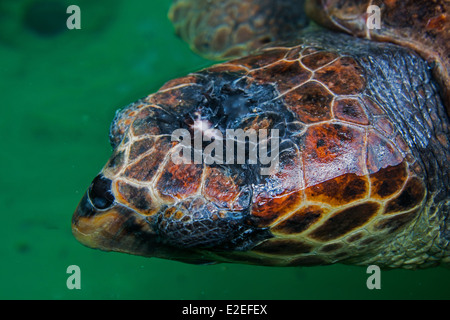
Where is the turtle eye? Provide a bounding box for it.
[88,174,115,210]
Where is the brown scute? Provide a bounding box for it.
[305,173,369,206]
[156,160,203,201]
[131,108,162,137]
[158,75,199,91]
[384,178,426,214]
[284,46,302,61]
[147,84,202,113]
[366,130,404,174]
[270,148,304,195]
[252,148,304,227]
[272,205,324,234]
[309,202,380,241]
[370,162,408,199]
[333,98,369,125]
[124,137,170,181]
[252,239,313,255]
[374,117,395,137]
[252,191,303,227]
[116,181,154,213]
[346,232,364,243]
[203,167,240,208]
[375,209,419,233]
[289,255,327,266]
[105,150,125,175]
[302,47,320,56]
[394,134,410,154]
[249,60,310,93]
[319,243,343,253]
[206,64,249,74]
[233,49,287,69]
[302,123,365,187]
[363,96,385,115]
[314,56,366,95]
[305,123,359,162]
[283,81,333,123]
[129,138,155,161]
[301,51,339,70]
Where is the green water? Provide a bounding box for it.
[0,0,448,300]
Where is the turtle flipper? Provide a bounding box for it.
[168,0,310,60]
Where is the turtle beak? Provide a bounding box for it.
[72,188,164,255]
[72,191,123,251]
[72,174,114,248]
[72,190,218,264]
[72,174,221,264]
[71,173,156,254]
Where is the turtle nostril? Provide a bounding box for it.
[88,174,115,210]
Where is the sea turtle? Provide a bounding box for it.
[72,0,450,269]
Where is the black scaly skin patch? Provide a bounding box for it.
[192,71,299,186]
[151,71,299,187]
[154,198,272,251]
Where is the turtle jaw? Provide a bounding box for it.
[71,191,219,264]
[70,173,156,254]
[71,192,143,253]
